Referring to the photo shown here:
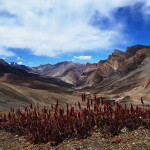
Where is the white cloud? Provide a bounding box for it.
[74,56,92,60]
[0,48,15,57]
[17,62,22,65]
[0,0,149,57]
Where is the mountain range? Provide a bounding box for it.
[78,45,150,86]
[78,45,150,106]
[0,44,150,111]
[10,61,85,85]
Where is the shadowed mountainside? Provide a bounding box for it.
[77,45,150,105]
[78,45,150,87]
[0,61,82,112]
[10,61,85,85]
[1,44,150,111]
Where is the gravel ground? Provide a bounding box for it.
[0,126,150,150]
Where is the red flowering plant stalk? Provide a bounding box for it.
[0,94,150,145]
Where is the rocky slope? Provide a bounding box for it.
[77,45,150,106]
[0,60,78,112]
[10,61,85,85]
[10,62,33,72]
[0,60,72,88]
[32,61,85,84]
[78,45,150,87]
[1,44,150,108]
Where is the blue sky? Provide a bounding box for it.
[0,0,150,66]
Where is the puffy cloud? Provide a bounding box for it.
[0,0,149,57]
[0,48,15,57]
[74,56,92,60]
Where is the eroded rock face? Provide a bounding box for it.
[78,45,150,86]
[30,62,85,85]
[126,45,149,57]
[9,60,86,85]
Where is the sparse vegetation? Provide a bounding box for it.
[0,94,150,146]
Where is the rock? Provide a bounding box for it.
[18,61,86,85]
[78,45,150,86]
[120,127,129,133]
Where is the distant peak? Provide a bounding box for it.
[114,49,123,53]
[113,49,125,55]
[126,45,150,57]
[39,64,52,67]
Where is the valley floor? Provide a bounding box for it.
[0,126,150,150]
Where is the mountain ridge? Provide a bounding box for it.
[77,44,150,86]
[9,61,86,85]
[2,44,150,87]
[1,44,150,111]
[1,44,150,87]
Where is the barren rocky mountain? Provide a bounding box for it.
[78,45,150,87]
[1,44,150,111]
[77,45,150,106]
[0,61,81,112]
[10,61,85,85]
[10,62,33,72]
